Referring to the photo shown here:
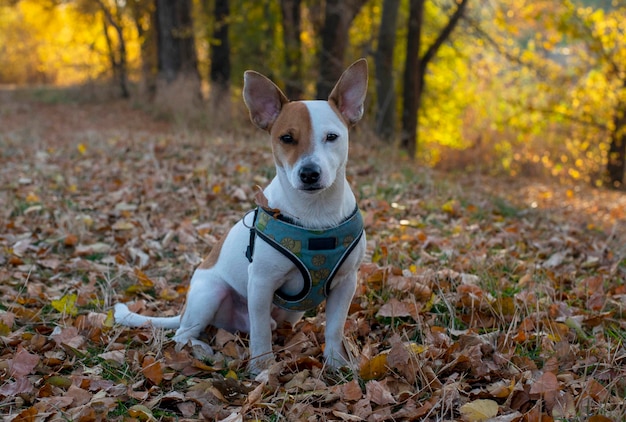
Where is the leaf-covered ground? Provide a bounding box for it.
[1,89,625,421]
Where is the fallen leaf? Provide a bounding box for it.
[51,293,78,316]
[9,345,40,378]
[459,399,499,421]
[11,406,38,422]
[365,380,396,406]
[98,350,126,365]
[359,353,389,381]
[142,355,163,386]
[342,379,363,402]
[529,371,559,395]
[0,377,34,397]
[128,404,156,421]
[376,297,418,319]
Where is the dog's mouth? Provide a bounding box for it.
[300,185,324,193]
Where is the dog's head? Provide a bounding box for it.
[243,59,368,193]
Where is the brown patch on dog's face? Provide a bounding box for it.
[269,101,314,169]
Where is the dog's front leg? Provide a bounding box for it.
[247,272,277,374]
[324,271,358,370]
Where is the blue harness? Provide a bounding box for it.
[245,206,364,311]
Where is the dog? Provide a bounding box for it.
[114,59,368,374]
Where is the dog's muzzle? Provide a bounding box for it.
[299,164,322,190]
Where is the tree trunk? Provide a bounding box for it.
[97,0,129,98]
[210,0,230,95]
[315,0,368,99]
[154,0,200,107]
[400,0,469,157]
[129,0,157,99]
[607,100,626,188]
[374,0,400,141]
[400,0,425,157]
[280,0,303,99]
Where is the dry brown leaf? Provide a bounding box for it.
[529,371,559,395]
[8,345,40,378]
[365,380,396,406]
[337,379,363,402]
[11,406,38,422]
[588,416,614,422]
[245,382,265,406]
[376,297,418,319]
[141,355,164,386]
[0,377,34,397]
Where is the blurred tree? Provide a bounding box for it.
[401,0,469,158]
[315,0,369,99]
[210,0,230,98]
[280,0,303,99]
[128,0,157,98]
[374,0,400,141]
[608,80,626,188]
[94,0,129,97]
[154,0,200,106]
[568,5,626,188]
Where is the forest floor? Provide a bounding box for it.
[1,87,625,421]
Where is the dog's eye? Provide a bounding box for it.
[326,133,339,142]
[279,134,296,145]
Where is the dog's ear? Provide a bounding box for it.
[243,71,289,131]
[328,58,368,126]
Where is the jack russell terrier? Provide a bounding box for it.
[114,59,368,374]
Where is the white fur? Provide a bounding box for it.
[114,59,369,374]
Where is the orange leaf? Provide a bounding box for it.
[588,416,613,422]
[134,268,154,287]
[142,355,163,386]
[12,406,38,422]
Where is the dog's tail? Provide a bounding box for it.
[114,303,181,329]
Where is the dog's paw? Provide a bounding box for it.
[248,354,276,376]
[173,335,214,356]
[323,342,355,372]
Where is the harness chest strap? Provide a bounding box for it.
[245,206,364,311]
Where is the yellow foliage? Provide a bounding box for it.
[51,293,78,316]
[0,0,140,85]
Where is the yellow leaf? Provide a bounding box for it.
[225,369,238,380]
[103,309,115,328]
[25,192,40,203]
[459,399,499,421]
[77,143,87,155]
[422,293,437,312]
[359,353,388,381]
[51,294,78,316]
[441,199,460,216]
[46,375,72,388]
[128,404,155,421]
[125,269,155,295]
[134,268,154,287]
[0,321,11,336]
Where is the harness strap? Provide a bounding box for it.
[244,206,364,311]
[245,208,258,263]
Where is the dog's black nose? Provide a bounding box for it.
[299,165,321,185]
